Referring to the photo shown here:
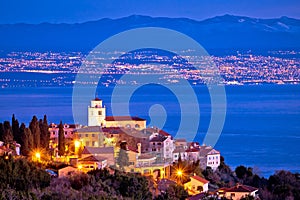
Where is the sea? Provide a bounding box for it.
[0,84,299,178]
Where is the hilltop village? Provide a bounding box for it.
[0,98,261,199]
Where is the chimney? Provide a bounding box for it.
[137,143,141,156]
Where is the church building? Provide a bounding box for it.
[88,98,146,130]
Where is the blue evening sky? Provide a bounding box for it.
[0,0,299,24]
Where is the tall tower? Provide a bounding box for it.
[88,98,106,126]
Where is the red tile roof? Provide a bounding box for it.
[127,146,138,153]
[93,97,102,101]
[191,176,209,184]
[105,116,145,121]
[186,148,200,153]
[225,184,258,193]
[79,155,106,162]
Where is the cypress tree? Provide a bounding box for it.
[3,121,13,144]
[19,123,26,154]
[29,116,40,149]
[58,121,65,156]
[12,114,21,144]
[21,127,32,156]
[40,115,50,150]
[117,142,129,170]
[0,123,4,142]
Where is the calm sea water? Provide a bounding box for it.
[0,84,299,177]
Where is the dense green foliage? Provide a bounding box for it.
[0,157,50,199]
[58,121,65,156]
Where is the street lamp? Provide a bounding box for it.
[74,140,81,156]
[74,140,81,148]
[177,170,183,176]
[35,152,41,162]
[176,169,184,185]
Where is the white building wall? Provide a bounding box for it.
[206,153,220,170]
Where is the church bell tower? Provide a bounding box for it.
[88,97,106,126]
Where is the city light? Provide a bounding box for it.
[177,169,183,177]
[74,140,81,148]
[35,152,41,162]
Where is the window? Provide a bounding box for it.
[85,134,88,137]
[157,142,161,145]
[135,124,140,128]
[86,141,90,146]
[153,142,155,145]
[65,131,67,135]
[197,186,203,191]
[98,111,102,115]
[92,134,95,137]
[92,141,95,146]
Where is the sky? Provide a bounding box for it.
[0,0,300,24]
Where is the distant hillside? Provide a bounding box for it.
[0,14,300,52]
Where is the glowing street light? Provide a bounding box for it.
[35,152,41,162]
[176,168,184,185]
[74,140,81,148]
[177,170,183,177]
[74,140,81,156]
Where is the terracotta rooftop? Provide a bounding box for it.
[75,126,102,133]
[105,116,145,121]
[79,155,107,162]
[190,176,210,184]
[145,128,172,138]
[82,146,114,155]
[224,184,258,193]
[93,97,102,101]
[186,148,200,153]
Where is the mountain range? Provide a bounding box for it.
[0,14,300,52]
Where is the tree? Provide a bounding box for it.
[40,115,50,150]
[155,184,188,200]
[117,142,129,170]
[19,123,26,154]
[117,149,129,171]
[0,123,4,142]
[21,128,33,156]
[235,165,248,179]
[0,157,50,191]
[3,121,13,144]
[29,116,40,149]
[12,114,21,144]
[58,121,65,156]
